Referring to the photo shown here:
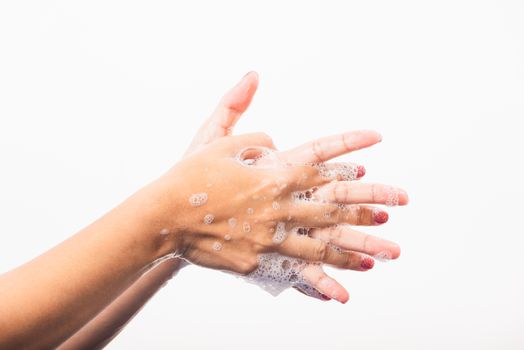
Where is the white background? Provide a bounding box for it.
[1,1,523,349]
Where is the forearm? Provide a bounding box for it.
[58,257,183,350]
[0,180,177,350]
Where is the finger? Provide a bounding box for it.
[185,71,259,155]
[212,71,259,136]
[289,201,389,227]
[289,163,366,190]
[276,234,375,271]
[280,130,382,163]
[300,264,349,303]
[310,225,401,259]
[286,201,341,227]
[315,182,409,206]
[292,285,331,301]
[183,238,259,275]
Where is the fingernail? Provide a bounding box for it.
[320,293,331,301]
[357,165,366,178]
[374,210,389,224]
[361,257,375,270]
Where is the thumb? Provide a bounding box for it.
[185,71,259,155]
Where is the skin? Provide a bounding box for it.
[0,72,407,349]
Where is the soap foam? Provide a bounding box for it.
[243,253,308,296]
[272,222,289,244]
[385,186,400,207]
[189,193,208,207]
[315,163,358,181]
[374,251,392,262]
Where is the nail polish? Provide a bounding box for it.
[374,211,389,224]
[357,165,366,178]
[361,257,375,270]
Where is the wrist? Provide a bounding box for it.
[123,170,191,261]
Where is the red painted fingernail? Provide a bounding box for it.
[374,211,389,224]
[361,257,375,270]
[320,293,331,301]
[357,165,366,178]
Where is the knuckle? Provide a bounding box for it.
[333,182,348,202]
[256,132,274,146]
[356,206,366,225]
[341,132,353,150]
[330,225,342,243]
[372,183,378,203]
[311,140,325,162]
[239,257,259,275]
[314,241,328,261]
[362,234,372,252]
[343,252,354,268]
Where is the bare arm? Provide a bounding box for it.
[56,72,259,349]
[0,179,181,349]
[0,73,406,350]
[57,258,184,350]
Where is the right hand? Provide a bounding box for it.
[165,72,407,303]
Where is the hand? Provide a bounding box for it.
[172,72,407,303]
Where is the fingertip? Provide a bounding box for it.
[373,210,389,224]
[371,130,383,143]
[357,165,366,179]
[360,257,375,270]
[398,189,409,205]
[343,129,383,150]
[244,70,259,82]
[403,191,409,205]
[355,129,382,142]
[392,244,401,259]
[338,291,350,304]
[330,286,349,304]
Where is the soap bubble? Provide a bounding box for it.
[189,193,208,207]
[315,163,358,181]
[385,186,400,207]
[272,222,288,244]
[203,214,215,225]
[374,251,392,262]
[242,253,314,297]
[228,218,237,228]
